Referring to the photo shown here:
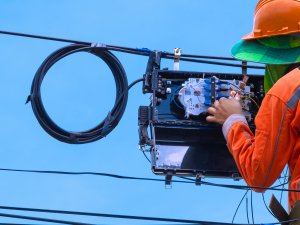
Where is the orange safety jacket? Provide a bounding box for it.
[222,67,300,208]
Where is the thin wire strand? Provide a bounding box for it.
[246,193,250,224]
[142,151,151,163]
[250,191,254,224]
[232,190,249,223]
[0,205,238,225]
[0,212,93,225]
[280,167,289,204]
[262,193,276,219]
[241,96,260,109]
[2,204,300,225]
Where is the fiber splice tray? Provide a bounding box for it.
[138,53,264,181]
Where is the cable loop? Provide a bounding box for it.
[29,44,128,144]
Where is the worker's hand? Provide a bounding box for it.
[206,97,242,125]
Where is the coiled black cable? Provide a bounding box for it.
[27,44,128,144]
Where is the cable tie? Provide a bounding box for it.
[25,95,32,104]
[100,111,112,137]
[91,42,106,48]
[69,133,78,143]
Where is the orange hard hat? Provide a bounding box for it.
[243,0,300,40]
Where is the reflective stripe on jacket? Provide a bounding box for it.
[222,67,300,208]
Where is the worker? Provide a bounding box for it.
[206,0,300,213]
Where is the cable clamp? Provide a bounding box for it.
[173,48,181,71]
[91,42,107,48]
[165,173,173,189]
[195,173,202,186]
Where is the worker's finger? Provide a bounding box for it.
[207,107,217,115]
[206,115,217,123]
[218,97,229,110]
[219,97,227,102]
[213,100,220,108]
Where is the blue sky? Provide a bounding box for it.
[0,1,288,224]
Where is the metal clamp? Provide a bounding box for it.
[165,173,173,189]
[173,48,181,71]
[195,173,202,186]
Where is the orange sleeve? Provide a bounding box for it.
[223,94,295,191]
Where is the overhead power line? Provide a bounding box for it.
[0,205,269,225]
[0,223,41,225]
[0,30,265,69]
[0,167,293,192]
[2,204,300,225]
[0,211,94,225]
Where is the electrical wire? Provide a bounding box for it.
[142,151,151,163]
[0,224,41,225]
[241,96,260,109]
[0,168,193,184]
[3,204,300,225]
[0,205,246,225]
[232,189,249,223]
[0,211,94,225]
[0,167,294,192]
[163,55,265,69]
[27,44,129,144]
[246,193,250,224]
[128,78,144,90]
[250,191,254,224]
[262,193,276,219]
[0,30,266,69]
[280,167,289,204]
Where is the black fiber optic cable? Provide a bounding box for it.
[3,205,300,225]
[0,30,265,68]
[0,205,267,225]
[0,167,193,184]
[0,212,94,225]
[262,193,276,219]
[250,191,254,224]
[246,193,250,224]
[280,167,289,203]
[0,206,229,224]
[2,204,300,225]
[232,190,249,223]
[27,44,128,144]
[163,56,265,69]
[0,224,42,225]
[0,224,39,225]
[0,167,294,192]
[128,78,144,90]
